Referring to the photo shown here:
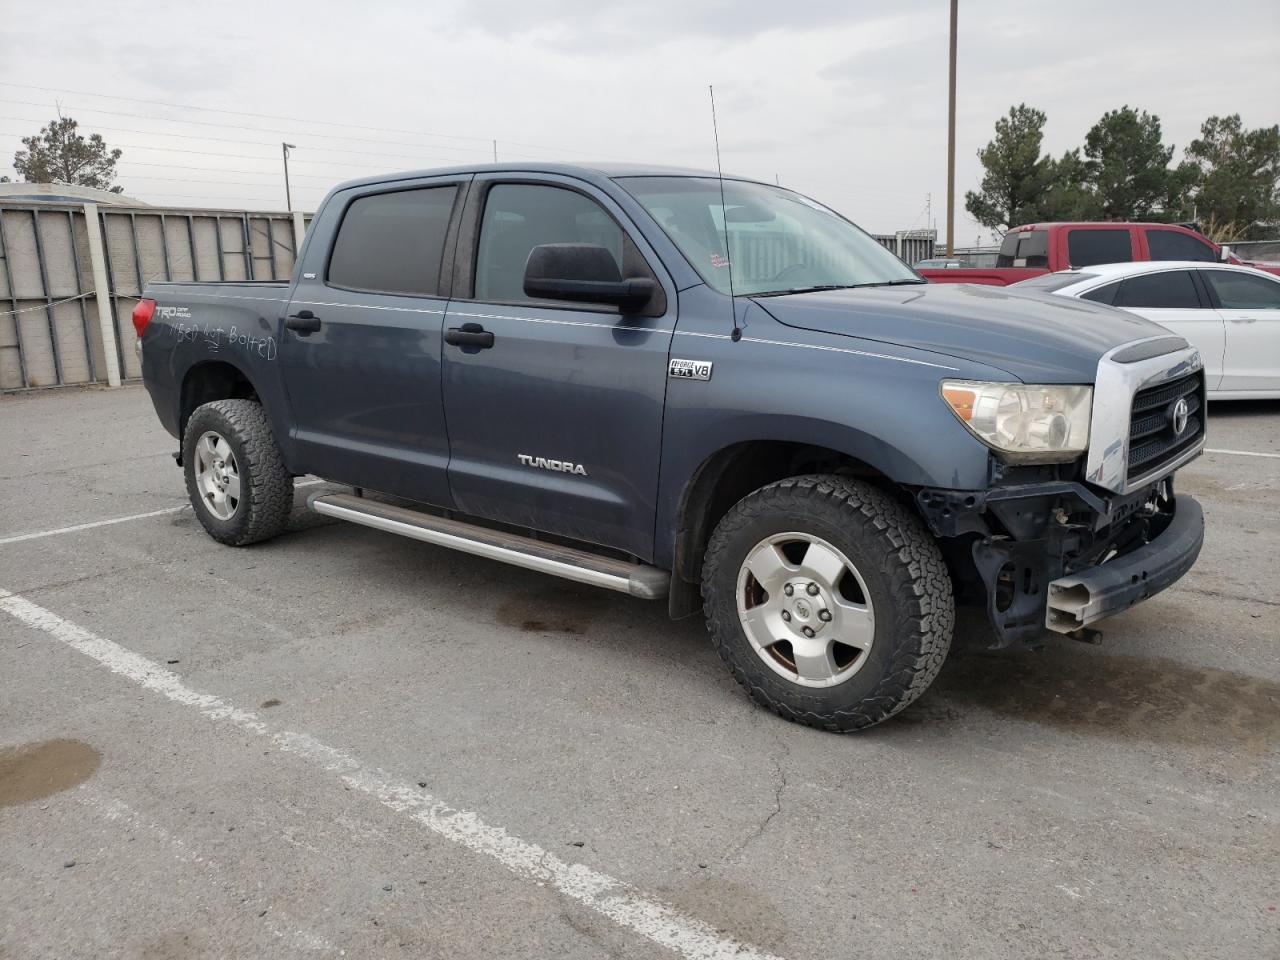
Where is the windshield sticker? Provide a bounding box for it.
[710,252,730,268]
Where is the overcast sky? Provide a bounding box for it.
[3,0,1277,240]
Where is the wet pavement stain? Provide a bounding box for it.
[495,586,614,636]
[260,699,282,709]
[929,647,1280,753]
[0,740,101,808]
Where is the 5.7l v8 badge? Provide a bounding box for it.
[668,358,713,381]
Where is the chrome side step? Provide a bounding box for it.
[308,493,670,600]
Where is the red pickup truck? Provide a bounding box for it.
[918,222,1280,285]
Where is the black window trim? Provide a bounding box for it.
[451,173,670,318]
[322,176,470,300]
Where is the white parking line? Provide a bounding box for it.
[0,589,783,960]
[0,507,187,545]
[1204,448,1280,460]
[0,478,331,546]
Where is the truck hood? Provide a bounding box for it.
[750,283,1165,383]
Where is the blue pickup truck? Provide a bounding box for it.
[135,163,1206,731]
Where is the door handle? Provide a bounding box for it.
[445,322,495,348]
[286,310,322,333]
[1227,316,1258,324]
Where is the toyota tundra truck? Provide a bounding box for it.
[134,163,1206,732]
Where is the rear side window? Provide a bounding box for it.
[475,184,625,303]
[996,230,1048,268]
[1115,271,1201,309]
[1012,271,1097,293]
[1067,229,1133,267]
[1081,282,1120,305]
[1147,229,1215,262]
[1203,270,1280,309]
[328,186,458,296]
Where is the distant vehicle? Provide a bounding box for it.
[914,258,972,269]
[131,163,1208,732]
[1013,261,1280,399]
[919,222,1280,286]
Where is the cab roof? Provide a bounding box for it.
[331,162,766,193]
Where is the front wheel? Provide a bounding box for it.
[182,399,293,546]
[702,475,954,732]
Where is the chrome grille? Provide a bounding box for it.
[1127,371,1204,482]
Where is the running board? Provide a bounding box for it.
[308,493,669,600]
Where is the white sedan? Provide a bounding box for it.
[1012,261,1280,399]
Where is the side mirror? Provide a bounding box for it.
[523,243,655,311]
[1219,244,1232,262]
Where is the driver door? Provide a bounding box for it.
[440,175,676,560]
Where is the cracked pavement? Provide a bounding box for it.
[1,385,1278,959]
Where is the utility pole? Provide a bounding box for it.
[945,0,957,256]
[282,142,296,211]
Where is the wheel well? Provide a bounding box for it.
[668,441,897,618]
[179,362,259,440]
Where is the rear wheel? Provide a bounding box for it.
[182,399,292,546]
[702,475,954,732]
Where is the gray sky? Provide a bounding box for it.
[3,0,1277,240]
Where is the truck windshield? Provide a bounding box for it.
[619,176,921,296]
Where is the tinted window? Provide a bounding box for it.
[1081,282,1120,305]
[996,230,1048,267]
[1203,270,1280,309]
[1147,229,1215,262]
[1067,229,1133,267]
[328,187,457,295]
[475,184,625,302]
[1116,271,1201,309]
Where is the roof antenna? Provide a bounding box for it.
[709,84,741,342]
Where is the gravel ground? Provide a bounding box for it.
[1,384,1277,960]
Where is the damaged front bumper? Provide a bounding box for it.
[918,480,1204,645]
[1044,494,1203,634]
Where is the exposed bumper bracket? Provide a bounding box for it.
[1045,495,1204,633]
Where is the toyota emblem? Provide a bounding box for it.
[1169,397,1190,436]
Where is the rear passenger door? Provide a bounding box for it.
[280,176,467,504]
[1110,270,1225,390]
[440,175,676,560]
[1201,269,1280,393]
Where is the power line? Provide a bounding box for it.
[0,80,627,160]
[117,160,336,181]
[0,113,483,164]
[0,98,493,157]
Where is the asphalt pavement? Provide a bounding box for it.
[1,385,1277,960]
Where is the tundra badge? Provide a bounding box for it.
[518,454,587,476]
[669,358,713,381]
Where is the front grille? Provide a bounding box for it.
[1127,371,1204,481]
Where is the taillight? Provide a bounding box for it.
[132,298,156,338]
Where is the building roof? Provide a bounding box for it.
[0,182,144,205]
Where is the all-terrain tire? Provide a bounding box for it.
[182,399,293,546]
[702,474,954,732]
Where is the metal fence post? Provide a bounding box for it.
[82,203,122,387]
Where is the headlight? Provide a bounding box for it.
[941,381,1092,463]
